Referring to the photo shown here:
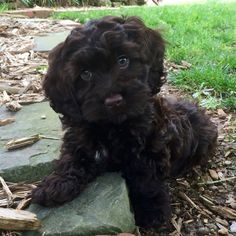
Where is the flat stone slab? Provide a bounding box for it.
[33,30,70,52]
[0,102,62,182]
[26,173,136,236]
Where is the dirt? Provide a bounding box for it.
[0,16,235,236]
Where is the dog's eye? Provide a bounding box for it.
[80,70,92,81]
[117,56,129,69]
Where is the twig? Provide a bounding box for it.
[170,216,183,236]
[178,192,211,218]
[39,135,60,140]
[5,135,41,150]
[207,205,236,220]
[0,176,13,206]
[5,134,60,150]
[199,195,214,206]
[200,195,236,220]
[152,0,161,5]
[198,176,236,186]
[178,192,199,209]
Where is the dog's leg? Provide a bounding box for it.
[123,165,171,228]
[31,129,102,206]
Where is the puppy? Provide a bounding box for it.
[31,16,217,228]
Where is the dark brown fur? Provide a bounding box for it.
[31,16,217,228]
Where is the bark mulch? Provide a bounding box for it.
[0,16,235,236]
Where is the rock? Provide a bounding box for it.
[197,226,210,235]
[0,102,62,182]
[25,173,135,236]
[230,221,236,233]
[33,30,70,52]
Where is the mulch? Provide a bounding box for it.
[0,16,235,236]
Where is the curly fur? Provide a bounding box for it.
[31,16,217,228]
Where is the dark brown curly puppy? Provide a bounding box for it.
[31,16,217,228]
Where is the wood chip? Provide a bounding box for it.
[209,205,236,220]
[216,217,229,227]
[208,169,219,180]
[2,90,11,103]
[170,216,183,236]
[217,109,227,119]
[0,84,23,94]
[0,208,41,230]
[181,60,192,68]
[0,176,13,205]
[218,227,228,235]
[198,176,236,186]
[5,134,41,150]
[0,117,15,126]
[16,198,31,210]
[5,101,22,112]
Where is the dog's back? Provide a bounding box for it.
[153,96,218,177]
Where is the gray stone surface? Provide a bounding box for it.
[25,173,136,236]
[0,102,62,182]
[33,31,70,52]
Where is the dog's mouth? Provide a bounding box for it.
[104,93,123,108]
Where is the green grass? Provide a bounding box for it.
[53,1,236,111]
[0,3,10,12]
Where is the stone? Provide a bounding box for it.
[230,221,236,233]
[0,102,62,182]
[197,226,210,235]
[25,173,136,236]
[33,30,70,52]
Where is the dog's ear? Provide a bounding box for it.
[144,27,166,95]
[43,40,82,123]
[124,17,166,95]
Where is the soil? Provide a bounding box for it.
[0,15,235,236]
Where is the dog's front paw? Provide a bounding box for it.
[31,174,80,206]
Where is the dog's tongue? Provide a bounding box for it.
[105,94,123,107]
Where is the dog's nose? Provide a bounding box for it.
[104,94,123,107]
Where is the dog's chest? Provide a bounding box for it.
[94,126,146,165]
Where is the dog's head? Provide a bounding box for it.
[43,16,165,124]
